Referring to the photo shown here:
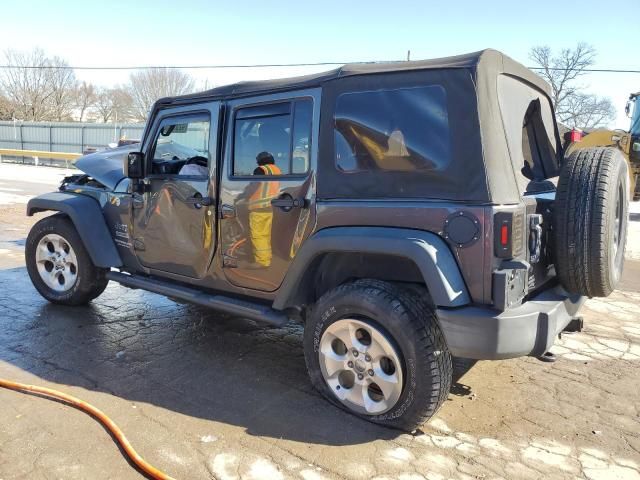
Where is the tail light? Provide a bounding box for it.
[493,210,528,309]
[570,129,583,142]
[500,223,509,247]
[494,211,524,259]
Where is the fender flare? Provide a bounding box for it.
[273,226,470,309]
[27,192,122,268]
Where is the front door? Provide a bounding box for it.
[133,103,220,279]
[219,91,319,292]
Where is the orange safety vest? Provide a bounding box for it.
[248,164,281,210]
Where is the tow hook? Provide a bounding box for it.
[536,317,584,363]
[563,317,584,333]
[537,351,557,363]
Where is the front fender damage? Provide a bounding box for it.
[27,192,122,268]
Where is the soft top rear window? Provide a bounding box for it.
[334,86,450,174]
[497,75,560,194]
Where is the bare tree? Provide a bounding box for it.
[529,43,615,128]
[561,94,616,129]
[47,55,77,121]
[75,81,97,121]
[0,48,78,121]
[111,88,136,123]
[0,94,16,120]
[94,87,135,123]
[1,49,54,121]
[94,88,114,122]
[127,68,194,121]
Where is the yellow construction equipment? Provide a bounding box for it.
[567,92,640,200]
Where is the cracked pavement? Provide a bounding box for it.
[0,164,639,479]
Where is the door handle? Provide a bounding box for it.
[270,194,308,211]
[185,194,213,208]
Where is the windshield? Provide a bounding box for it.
[630,97,640,136]
[155,139,203,161]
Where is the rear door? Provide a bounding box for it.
[132,102,221,279]
[219,90,319,292]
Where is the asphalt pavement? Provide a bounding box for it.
[0,164,639,480]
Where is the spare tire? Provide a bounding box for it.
[554,147,629,297]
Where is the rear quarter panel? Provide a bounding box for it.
[315,200,492,304]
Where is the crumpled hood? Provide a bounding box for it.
[74,145,138,190]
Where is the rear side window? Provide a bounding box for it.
[334,86,450,173]
[232,99,313,176]
[497,75,560,193]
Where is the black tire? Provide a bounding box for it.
[304,279,452,431]
[26,214,109,305]
[554,147,629,297]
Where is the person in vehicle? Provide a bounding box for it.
[247,151,281,267]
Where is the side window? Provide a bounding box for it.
[151,115,210,176]
[233,99,313,176]
[334,86,450,173]
[292,100,313,174]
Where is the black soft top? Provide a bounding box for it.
[158,49,551,106]
[152,49,560,204]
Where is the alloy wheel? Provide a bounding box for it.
[318,318,404,415]
[35,234,78,292]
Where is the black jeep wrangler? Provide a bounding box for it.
[25,49,629,430]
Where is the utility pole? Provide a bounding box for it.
[114,111,118,142]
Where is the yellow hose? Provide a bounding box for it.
[0,378,176,480]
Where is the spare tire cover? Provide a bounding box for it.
[554,147,629,297]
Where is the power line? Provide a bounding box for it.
[0,61,637,73]
[529,67,640,73]
[0,61,354,70]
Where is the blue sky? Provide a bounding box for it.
[2,0,638,127]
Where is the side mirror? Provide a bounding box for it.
[124,152,144,179]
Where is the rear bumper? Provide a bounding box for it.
[436,286,586,360]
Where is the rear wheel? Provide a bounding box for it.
[26,215,109,305]
[304,279,452,431]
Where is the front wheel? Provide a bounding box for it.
[26,215,109,305]
[303,279,452,431]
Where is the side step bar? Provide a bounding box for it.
[106,271,289,327]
